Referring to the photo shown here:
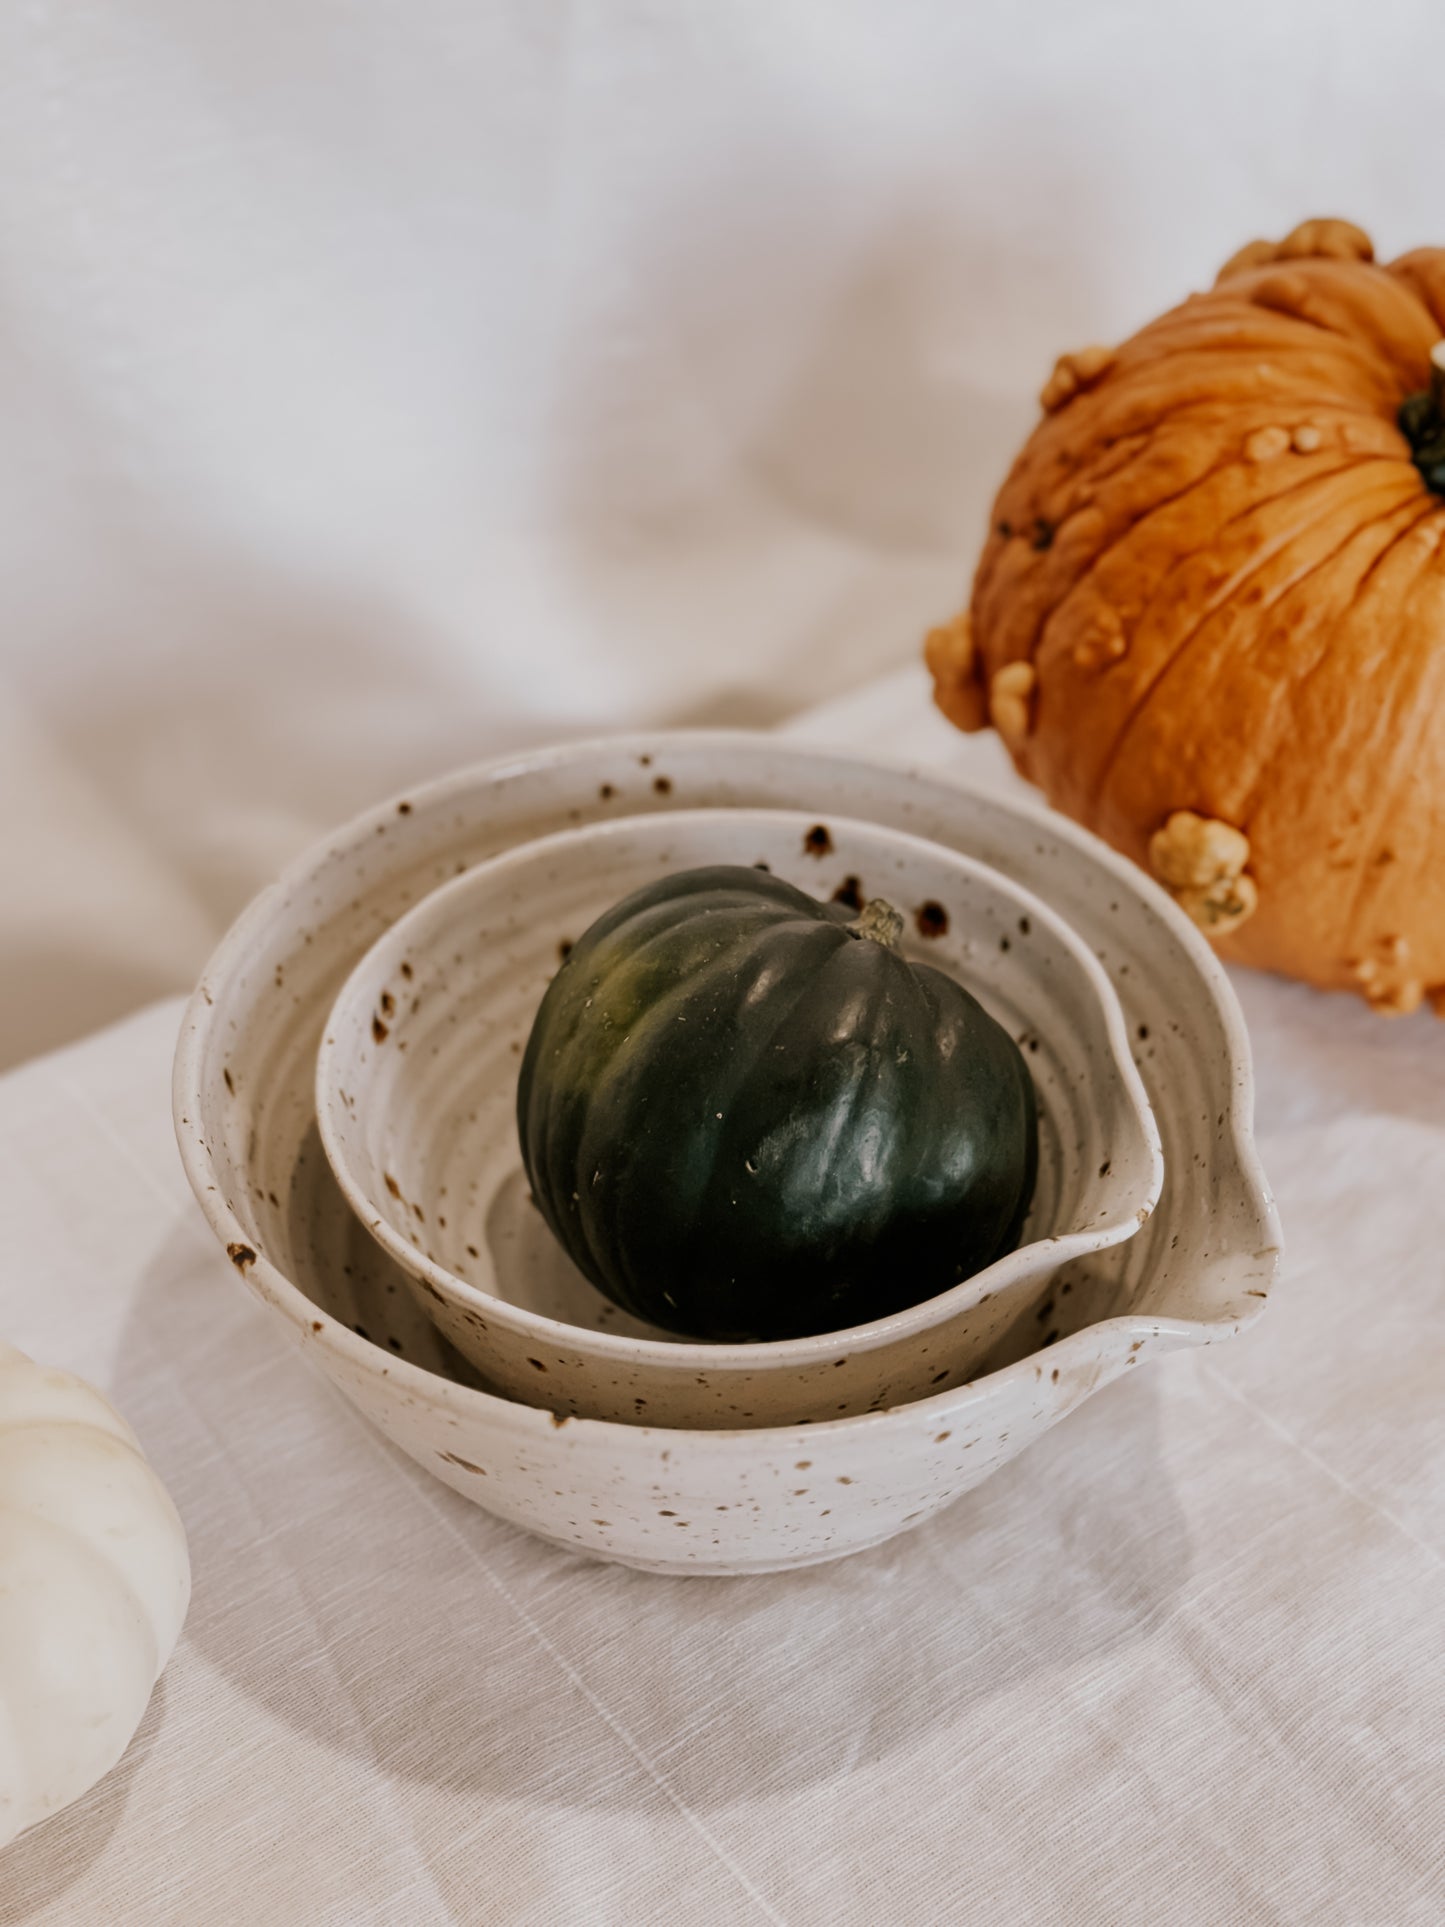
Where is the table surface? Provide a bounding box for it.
[3,676,1443,1927]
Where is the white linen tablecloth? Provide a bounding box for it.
[2,685,1443,1926]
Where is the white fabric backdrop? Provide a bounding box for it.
[0,0,1442,1059]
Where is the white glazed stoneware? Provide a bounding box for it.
[315,808,1163,1426]
[173,734,1281,1576]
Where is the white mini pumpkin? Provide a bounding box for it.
[0,1342,190,1850]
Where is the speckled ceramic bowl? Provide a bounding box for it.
[315,808,1162,1426]
[173,734,1280,1576]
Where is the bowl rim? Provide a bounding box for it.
[313,803,1165,1370]
[173,729,1282,1454]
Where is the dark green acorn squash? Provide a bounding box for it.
[516,865,1038,1342]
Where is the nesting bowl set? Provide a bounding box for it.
[174,734,1280,1576]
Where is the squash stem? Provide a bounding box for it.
[1400,342,1445,494]
[848,898,905,949]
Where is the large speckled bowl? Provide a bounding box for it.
[173,734,1280,1577]
[316,807,1162,1426]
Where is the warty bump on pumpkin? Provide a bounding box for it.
[926,218,1445,1017]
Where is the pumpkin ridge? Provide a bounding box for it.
[1048,316,1412,472]
[1387,248,1445,335]
[1224,494,1445,830]
[688,937,907,1274]
[978,410,1399,676]
[1077,461,1420,819]
[903,959,1038,1248]
[1222,511,1445,990]
[1229,264,1440,391]
[559,864,812,959]
[1073,328,1401,422]
[0,1411,138,1444]
[1096,496,1436,887]
[0,1427,186,1658]
[565,918,850,1305]
[522,886,809,1200]
[972,444,1404,802]
[1094,481,1433,844]
[1220,519,1445,994]
[980,435,1274,673]
[1127,301,1410,403]
[0,1498,163,1678]
[1033,442,1403,688]
[537,914,820,1269]
[1326,523,1445,983]
[575,922,854,1323]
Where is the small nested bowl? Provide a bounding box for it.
[314,807,1162,1427]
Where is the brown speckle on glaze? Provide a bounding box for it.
[372,1015,390,1043]
[384,1172,403,1200]
[223,1067,235,1094]
[558,938,573,962]
[653,775,673,795]
[438,1452,487,1475]
[831,875,865,912]
[803,824,833,857]
[226,1242,256,1272]
[915,900,948,938]
[397,800,412,814]
[527,1357,548,1372]
[400,960,414,980]
[380,990,395,1018]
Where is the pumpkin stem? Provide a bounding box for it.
[848,898,905,949]
[1399,341,1445,494]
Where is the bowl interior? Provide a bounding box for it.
[316,807,1161,1360]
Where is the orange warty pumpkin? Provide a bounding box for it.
[926,218,1445,1016]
